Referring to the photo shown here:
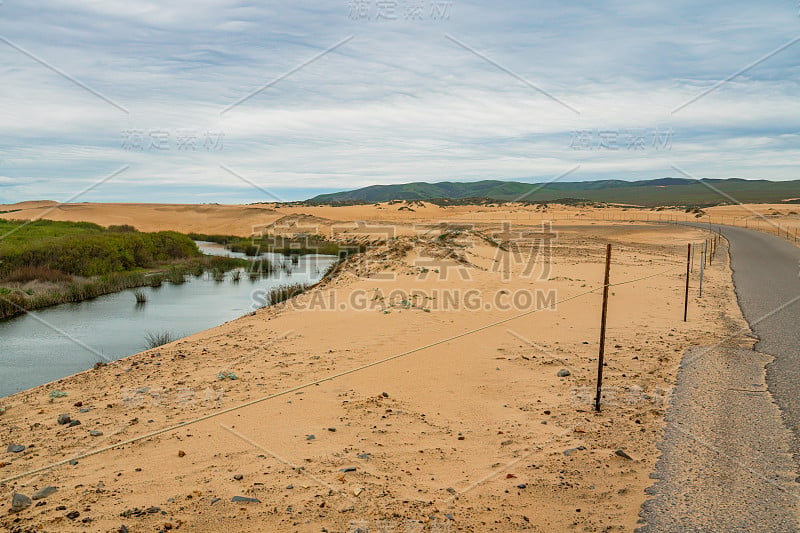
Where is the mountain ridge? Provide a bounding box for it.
[307,177,797,206]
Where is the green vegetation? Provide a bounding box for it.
[0,220,252,320]
[144,330,175,349]
[133,289,147,304]
[190,232,352,256]
[306,177,800,207]
[0,219,199,277]
[267,282,311,305]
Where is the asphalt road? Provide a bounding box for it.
[721,225,800,455]
[639,223,800,531]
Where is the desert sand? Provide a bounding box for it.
[0,203,750,532]
[3,199,799,243]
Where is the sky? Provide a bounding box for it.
[0,0,798,203]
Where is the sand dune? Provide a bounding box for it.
[0,205,748,531]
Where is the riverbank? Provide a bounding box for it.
[0,218,743,532]
[0,219,259,320]
[0,255,251,321]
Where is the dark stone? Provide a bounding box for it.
[89,430,103,437]
[339,466,356,472]
[516,483,527,489]
[614,449,634,460]
[306,434,315,441]
[66,510,80,520]
[67,420,82,427]
[11,493,32,512]
[57,413,71,425]
[556,369,571,377]
[6,444,25,453]
[233,474,243,480]
[231,496,260,503]
[32,486,57,500]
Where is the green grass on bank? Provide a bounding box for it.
[0,220,251,320]
[189,232,359,256]
[0,220,200,277]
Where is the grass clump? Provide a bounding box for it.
[144,330,175,349]
[133,289,147,304]
[268,283,311,305]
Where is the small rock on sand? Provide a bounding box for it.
[11,493,32,512]
[57,414,71,425]
[32,486,57,500]
[557,369,571,377]
[231,496,260,503]
[6,444,25,453]
[233,474,243,480]
[89,430,103,437]
[614,449,634,460]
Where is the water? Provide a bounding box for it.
[0,250,336,398]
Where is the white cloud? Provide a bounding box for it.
[0,0,798,202]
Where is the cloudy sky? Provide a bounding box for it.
[0,1,797,203]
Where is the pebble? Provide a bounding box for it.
[557,369,571,377]
[516,483,527,489]
[11,493,32,512]
[66,510,80,520]
[306,434,316,441]
[89,430,104,437]
[381,392,389,398]
[69,459,79,466]
[614,449,634,460]
[563,446,586,456]
[327,427,336,432]
[32,486,57,500]
[231,496,260,503]
[339,466,357,473]
[57,414,71,425]
[210,498,221,505]
[67,419,82,427]
[6,444,25,453]
[233,474,243,480]
[357,453,371,459]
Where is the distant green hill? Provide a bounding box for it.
[307,178,800,206]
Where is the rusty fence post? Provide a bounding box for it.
[594,243,612,412]
[684,243,691,321]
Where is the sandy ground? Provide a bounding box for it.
[2,199,799,244]
[0,205,747,532]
